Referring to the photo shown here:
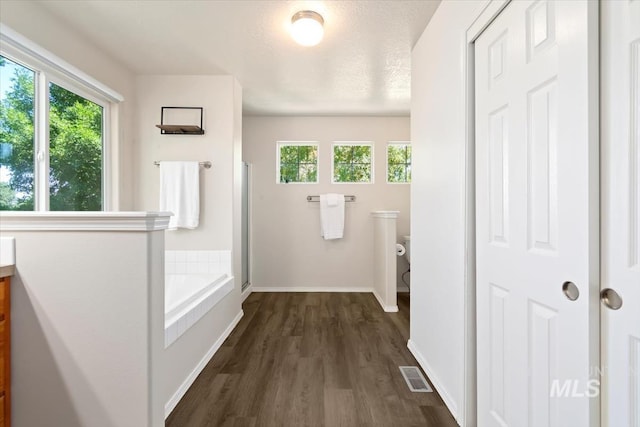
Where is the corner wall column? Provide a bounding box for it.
[371,211,399,312]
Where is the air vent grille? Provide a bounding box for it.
[399,366,433,392]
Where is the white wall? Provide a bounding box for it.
[409,1,486,425]
[0,0,137,210]
[135,75,237,250]
[134,75,244,410]
[243,116,410,291]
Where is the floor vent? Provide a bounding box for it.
[399,366,433,392]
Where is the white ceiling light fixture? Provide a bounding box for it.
[291,10,324,47]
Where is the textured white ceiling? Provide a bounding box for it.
[35,0,441,115]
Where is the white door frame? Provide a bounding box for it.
[462,3,511,424]
[461,1,600,425]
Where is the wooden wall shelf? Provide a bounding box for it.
[157,107,204,135]
[155,124,204,135]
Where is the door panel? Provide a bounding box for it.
[601,1,640,426]
[475,1,598,426]
[528,300,558,427]
[489,283,508,425]
[527,79,557,254]
[488,106,509,246]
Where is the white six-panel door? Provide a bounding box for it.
[475,1,599,426]
[601,1,640,426]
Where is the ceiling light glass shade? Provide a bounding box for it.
[291,10,324,46]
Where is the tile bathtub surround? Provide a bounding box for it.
[165,250,231,276]
[164,250,234,347]
[164,276,235,348]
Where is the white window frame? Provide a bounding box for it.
[0,24,123,211]
[386,141,412,184]
[275,141,320,184]
[331,141,374,184]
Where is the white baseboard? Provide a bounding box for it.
[372,290,398,312]
[407,339,461,425]
[252,287,402,313]
[241,283,252,302]
[252,286,374,293]
[164,310,244,419]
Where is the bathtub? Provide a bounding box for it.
[164,272,234,348]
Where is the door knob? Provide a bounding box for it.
[600,288,623,310]
[562,281,579,301]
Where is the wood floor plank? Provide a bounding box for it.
[323,389,358,427]
[166,292,455,427]
[420,405,459,427]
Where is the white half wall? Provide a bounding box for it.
[371,211,399,312]
[410,1,487,425]
[0,213,169,427]
[0,0,137,210]
[243,116,410,290]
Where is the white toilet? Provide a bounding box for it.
[403,235,410,264]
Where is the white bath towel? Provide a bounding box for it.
[159,161,200,230]
[320,193,345,240]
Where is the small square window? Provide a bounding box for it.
[387,143,411,183]
[332,143,373,183]
[277,142,318,183]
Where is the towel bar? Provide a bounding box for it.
[154,161,211,169]
[307,195,356,202]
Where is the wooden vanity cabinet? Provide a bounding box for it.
[0,276,10,427]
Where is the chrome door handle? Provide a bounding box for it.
[600,288,623,310]
[562,281,579,301]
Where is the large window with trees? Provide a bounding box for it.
[0,54,107,211]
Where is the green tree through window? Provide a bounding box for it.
[387,143,411,183]
[0,55,104,210]
[0,56,35,210]
[333,143,372,183]
[278,143,318,183]
[49,83,103,210]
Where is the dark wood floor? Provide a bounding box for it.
[166,292,457,427]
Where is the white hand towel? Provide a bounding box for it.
[159,161,200,230]
[320,193,345,240]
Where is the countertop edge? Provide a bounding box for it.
[0,265,15,278]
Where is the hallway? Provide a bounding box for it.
[166,292,457,426]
